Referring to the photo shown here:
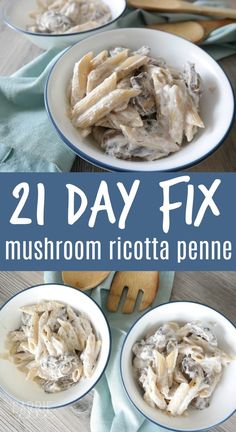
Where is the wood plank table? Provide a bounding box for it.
[0,271,235,432]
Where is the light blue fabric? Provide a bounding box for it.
[1,0,236,172]
[0,49,75,172]
[44,271,175,432]
[120,4,236,61]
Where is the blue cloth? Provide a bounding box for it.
[44,271,175,432]
[0,49,75,172]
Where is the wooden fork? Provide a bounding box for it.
[107,271,159,314]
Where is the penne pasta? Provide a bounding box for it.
[166,348,178,387]
[133,321,232,416]
[116,55,148,80]
[32,312,39,345]
[68,46,205,162]
[86,66,112,94]
[72,364,83,382]
[26,367,39,381]
[65,21,98,34]
[90,50,109,69]
[20,301,64,314]
[28,339,38,355]
[104,49,129,67]
[73,88,140,129]
[81,333,100,378]
[28,0,112,34]
[167,382,190,416]
[104,106,143,129]
[86,50,129,93]
[48,0,65,10]
[3,301,101,394]
[71,52,94,106]
[72,72,118,117]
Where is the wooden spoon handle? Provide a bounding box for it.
[128,0,236,19]
[147,19,236,44]
[200,18,236,36]
[189,5,236,19]
[147,21,205,43]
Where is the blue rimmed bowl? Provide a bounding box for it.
[120,301,236,431]
[0,283,111,409]
[45,27,235,172]
[2,0,127,50]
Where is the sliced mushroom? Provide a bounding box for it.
[121,124,179,156]
[96,109,143,130]
[178,322,218,347]
[130,72,156,116]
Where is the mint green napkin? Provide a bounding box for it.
[1,0,236,172]
[121,3,236,61]
[44,271,175,432]
[0,49,75,172]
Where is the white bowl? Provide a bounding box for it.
[2,0,127,50]
[45,27,235,172]
[120,301,236,431]
[0,283,111,408]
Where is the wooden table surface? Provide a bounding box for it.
[0,271,235,432]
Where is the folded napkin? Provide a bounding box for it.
[0,49,75,172]
[44,271,175,432]
[121,2,236,61]
[1,0,236,172]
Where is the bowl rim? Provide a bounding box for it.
[2,0,127,38]
[0,282,112,409]
[120,300,236,432]
[44,27,235,172]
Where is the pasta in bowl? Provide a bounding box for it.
[0,284,111,408]
[28,0,112,34]
[68,47,205,162]
[45,28,235,171]
[121,302,236,431]
[3,0,126,50]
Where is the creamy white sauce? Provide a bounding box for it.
[132,321,231,416]
[28,0,112,34]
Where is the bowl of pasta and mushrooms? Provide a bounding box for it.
[121,301,236,431]
[45,28,235,172]
[0,283,111,408]
[3,0,127,50]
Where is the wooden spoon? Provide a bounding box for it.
[128,0,236,19]
[147,19,236,44]
[62,271,111,290]
[107,271,159,313]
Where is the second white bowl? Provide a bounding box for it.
[120,301,236,431]
[3,0,127,50]
[0,283,111,408]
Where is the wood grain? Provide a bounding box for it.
[62,271,111,290]
[0,271,235,432]
[107,271,159,313]
[147,19,236,44]
[128,0,236,18]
